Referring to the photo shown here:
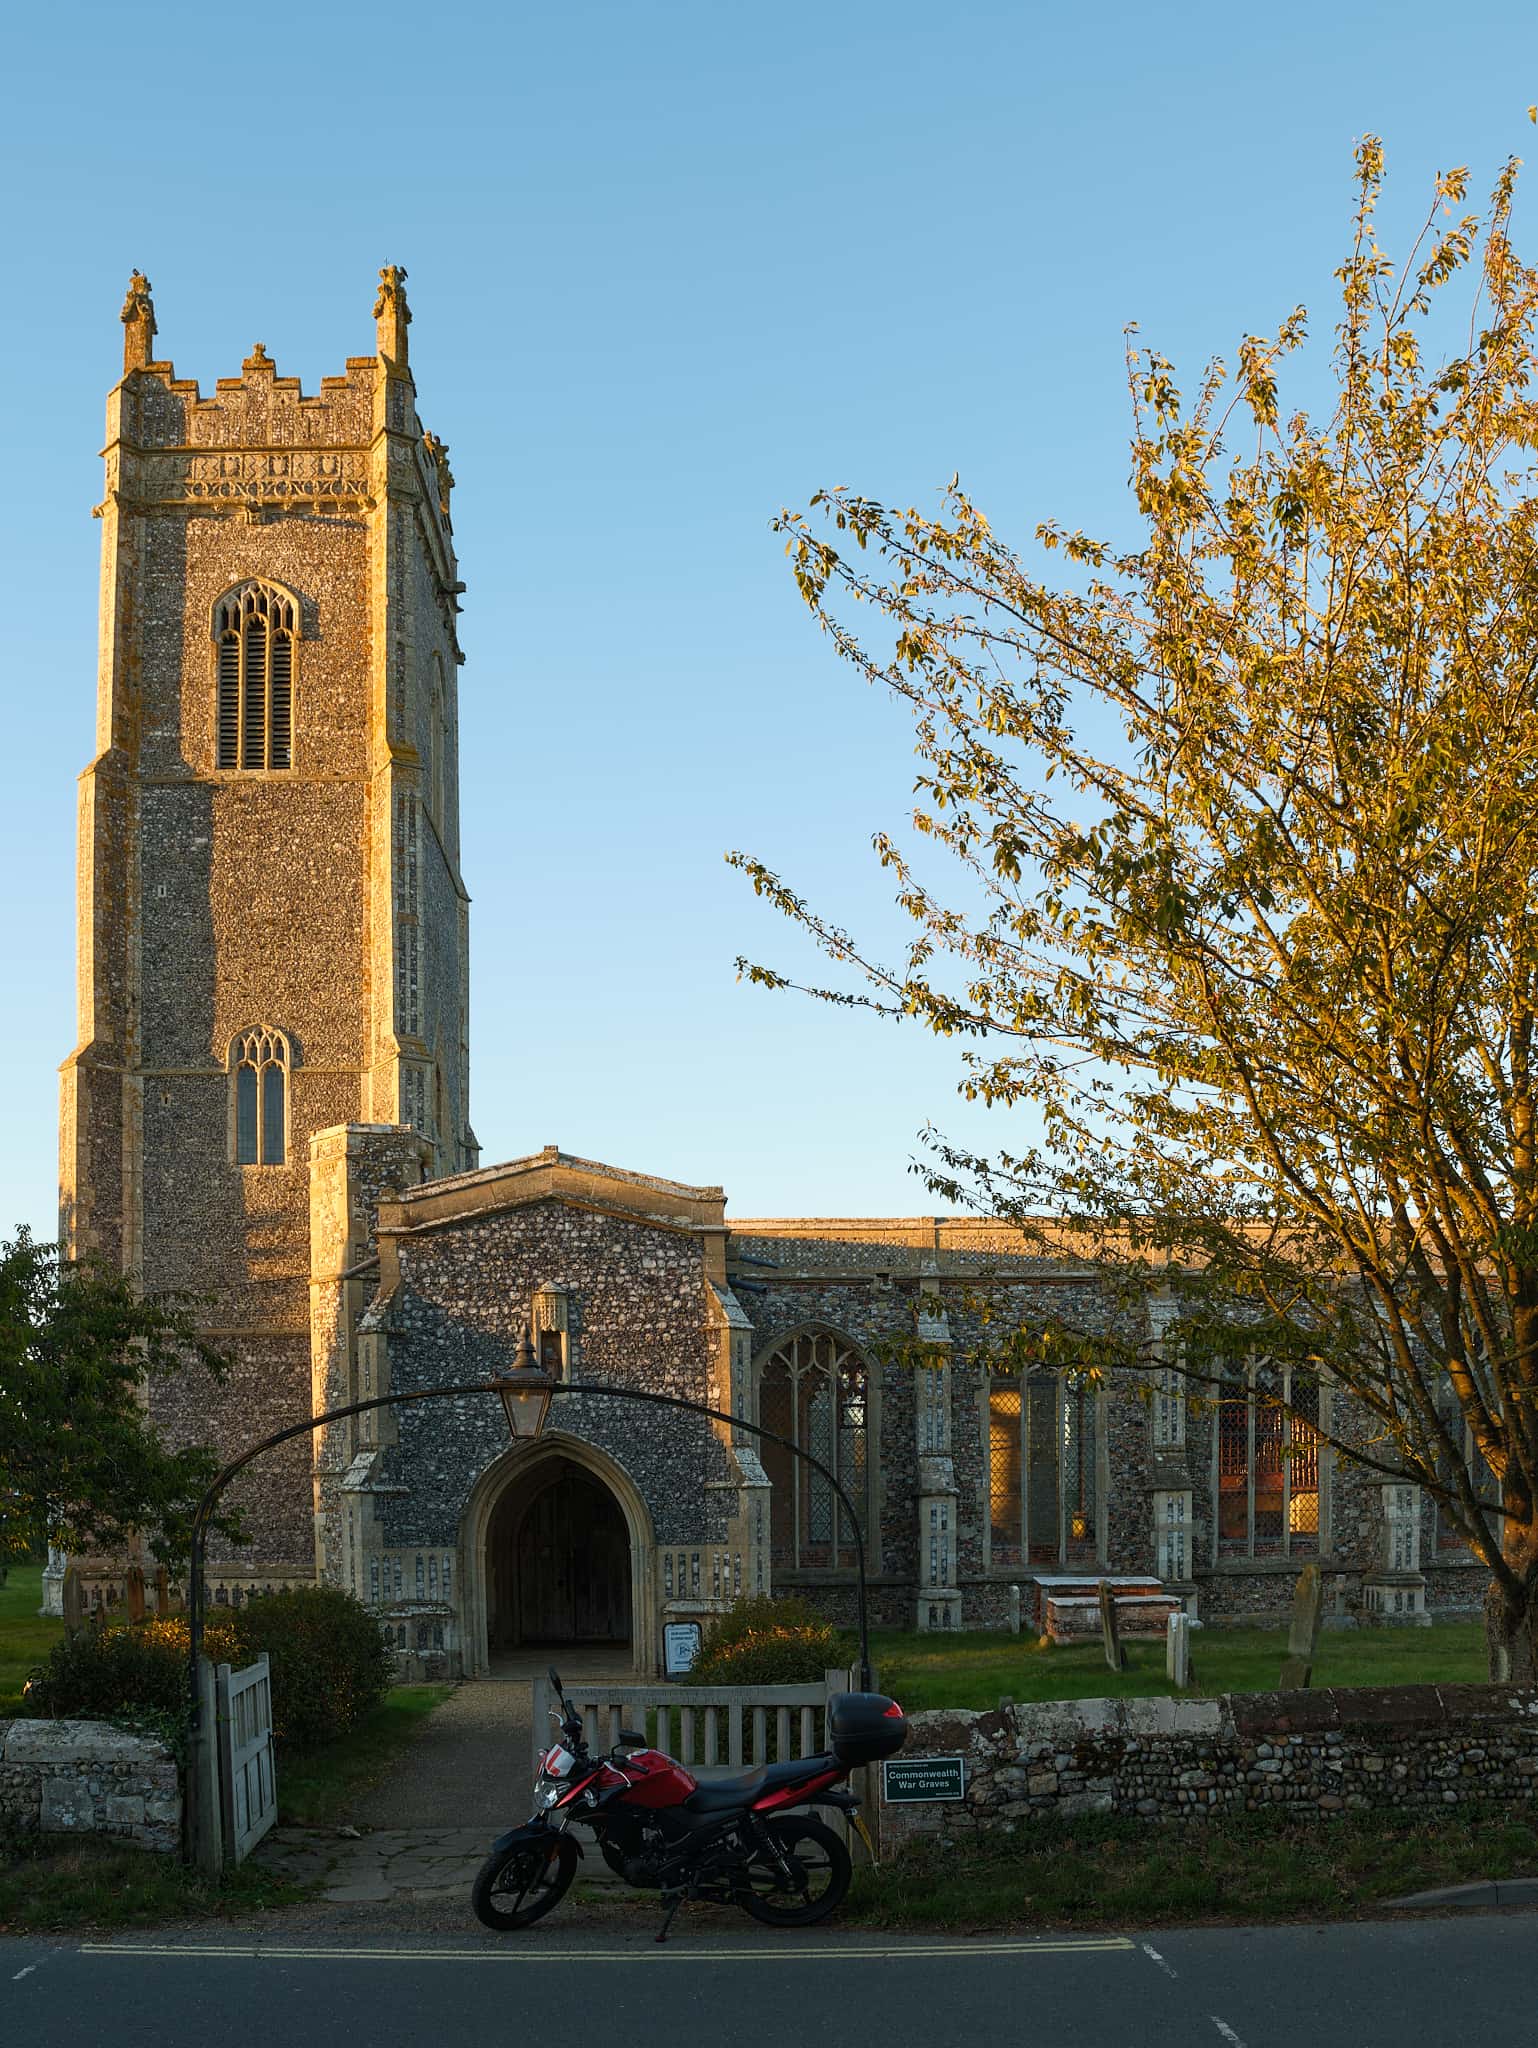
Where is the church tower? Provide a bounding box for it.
[59,271,474,1581]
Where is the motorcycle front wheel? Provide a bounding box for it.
[471,1832,578,1931]
[737,1814,851,1927]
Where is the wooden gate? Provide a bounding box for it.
[531,1670,855,1776]
[216,1653,277,1864]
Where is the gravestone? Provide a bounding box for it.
[61,1564,84,1636]
[154,1564,172,1615]
[1098,1580,1127,1673]
[1007,1585,1021,1636]
[125,1564,146,1623]
[1280,1562,1324,1688]
[1166,1610,1191,1688]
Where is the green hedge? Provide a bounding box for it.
[23,1617,237,1723]
[26,1586,391,1751]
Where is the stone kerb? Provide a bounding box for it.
[0,1718,182,1853]
[877,1686,1538,1855]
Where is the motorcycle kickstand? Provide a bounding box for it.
[654,1875,697,1945]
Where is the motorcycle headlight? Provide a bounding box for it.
[536,1779,564,1811]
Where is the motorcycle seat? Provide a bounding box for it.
[683,1752,837,1813]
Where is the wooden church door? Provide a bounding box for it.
[515,1468,631,1642]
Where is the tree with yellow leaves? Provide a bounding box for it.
[735,134,1538,1679]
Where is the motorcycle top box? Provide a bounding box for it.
[827,1691,907,1765]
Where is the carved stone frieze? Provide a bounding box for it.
[123,447,372,506]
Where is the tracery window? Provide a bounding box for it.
[1215,1362,1321,1557]
[756,1330,868,1569]
[1434,1396,1500,1556]
[229,1027,289,1166]
[988,1373,1099,1567]
[215,583,296,771]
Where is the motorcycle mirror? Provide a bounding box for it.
[547,1666,563,1695]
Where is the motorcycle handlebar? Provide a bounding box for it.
[547,1707,587,1757]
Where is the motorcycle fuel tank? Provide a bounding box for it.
[610,1748,699,1808]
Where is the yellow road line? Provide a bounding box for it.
[79,1938,1136,1964]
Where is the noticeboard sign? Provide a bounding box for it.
[881,1754,967,1804]
[663,1622,701,1676]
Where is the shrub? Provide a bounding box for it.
[26,1587,388,1751]
[689,1624,854,1686]
[27,1615,238,1723]
[689,1595,854,1686]
[695,1592,827,1660]
[226,1586,391,1750]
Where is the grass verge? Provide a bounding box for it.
[0,1565,64,1715]
[870,1622,1490,1713]
[847,1803,1538,1929]
[276,1683,453,1825]
[0,1836,312,1935]
[0,1679,449,1930]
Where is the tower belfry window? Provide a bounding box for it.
[229,1027,290,1165]
[214,583,296,771]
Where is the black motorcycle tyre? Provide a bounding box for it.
[471,1831,578,1931]
[736,1814,851,1927]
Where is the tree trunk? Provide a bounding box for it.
[1483,1515,1538,1682]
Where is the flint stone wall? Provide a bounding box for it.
[878,1685,1538,1853]
[0,1720,181,1854]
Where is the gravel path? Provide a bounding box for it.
[352,1681,534,1831]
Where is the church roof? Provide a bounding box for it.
[381,1144,729,1257]
[394,1143,724,1209]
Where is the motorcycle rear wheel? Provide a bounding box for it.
[737,1814,851,1927]
[471,1832,578,1931]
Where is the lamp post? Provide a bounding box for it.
[185,1330,874,1772]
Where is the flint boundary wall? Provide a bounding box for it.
[0,1719,181,1853]
[878,1686,1538,1854]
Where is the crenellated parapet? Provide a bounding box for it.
[98,270,456,585]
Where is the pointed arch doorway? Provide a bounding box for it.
[463,1434,659,1676]
[487,1456,631,1649]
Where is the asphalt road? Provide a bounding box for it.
[4,1914,1536,2047]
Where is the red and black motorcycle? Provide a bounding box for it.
[471,1666,906,1940]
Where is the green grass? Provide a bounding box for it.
[847,1801,1537,1929]
[275,1683,452,1825]
[0,1564,64,1715]
[0,1835,311,1935]
[870,1622,1490,1713]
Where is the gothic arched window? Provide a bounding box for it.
[1215,1359,1322,1558]
[214,583,296,771]
[229,1027,290,1166]
[988,1371,1100,1568]
[756,1330,868,1570]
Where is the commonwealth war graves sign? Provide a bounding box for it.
[881,1755,967,1803]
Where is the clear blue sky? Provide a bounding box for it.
[2,0,1534,1241]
